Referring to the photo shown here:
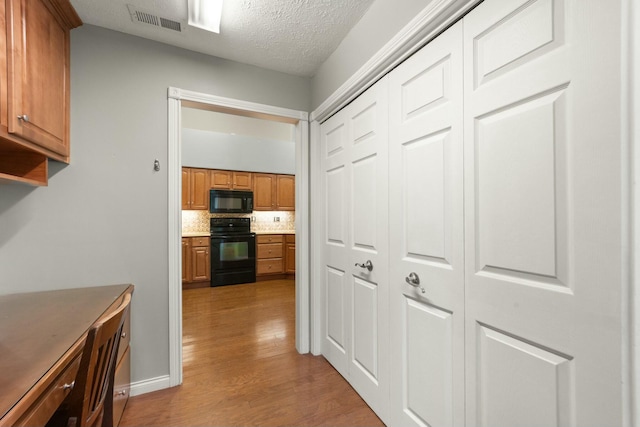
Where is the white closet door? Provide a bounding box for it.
[320,77,390,422]
[389,21,464,427]
[463,0,623,426]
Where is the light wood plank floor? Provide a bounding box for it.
[119,279,384,426]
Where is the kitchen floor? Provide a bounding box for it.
[119,279,384,426]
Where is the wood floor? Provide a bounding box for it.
[119,279,384,426]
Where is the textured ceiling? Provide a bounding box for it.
[69,0,374,77]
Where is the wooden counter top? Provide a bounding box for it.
[0,284,133,426]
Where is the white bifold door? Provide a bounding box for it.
[462,0,623,425]
[319,78,390,423]
[320,0,624,425]
[388,20,465,427]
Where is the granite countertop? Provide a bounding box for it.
[254,230,295,235]
[183,230,295,237]
[182,232,210,237]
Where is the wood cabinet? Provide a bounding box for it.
[113,307,131,426]
[277,175,295,210]
[210,169,252,190]
[0,0,81,186]
[285,234,296,274]
[256,234,284,276]
[182,168,209,210]
[182,236,210,286]
[254,173,295,211]
[256,234,295,279]
[181,238,191,283]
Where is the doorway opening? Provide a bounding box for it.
[168,88,310,386]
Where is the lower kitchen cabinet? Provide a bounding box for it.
[256,234,283,277]
[182,236,210,287]
[256,234,295,280]
[285,235,295,274]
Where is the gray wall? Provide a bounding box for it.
[0,24,310,385]
[311,0,433,109]
[182,129,296,174]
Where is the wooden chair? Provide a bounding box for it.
[53,293,131,427]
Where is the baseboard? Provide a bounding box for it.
[129,375,172,397]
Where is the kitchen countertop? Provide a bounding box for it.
[254,230,295,235]
[182,232,210,237]
[183,230,295,237]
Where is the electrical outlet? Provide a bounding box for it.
[274,216,280,222]
[251,216,256,222]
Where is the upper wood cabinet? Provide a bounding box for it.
[210,169,252,190]
[0,0,81,186]
[253,173,276,210]
[276,175,295,211]
[254,173,295,211]
[182,167,209,210]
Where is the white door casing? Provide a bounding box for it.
[389,20,464,427]
[320,77,390,422]
[463,0,623,426]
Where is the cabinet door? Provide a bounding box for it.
[190,168,209,210]
[191,245,210,281]
[210,169,232,189]
[253,173,276,210]
[182,238,191,283]
[181,168,191,210]
[285,242,295,274]
[232,171,252,190]
[276,175,295,210]
[7,0,72,157]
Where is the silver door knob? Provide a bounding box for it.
[355,260,373,272]
[405,272,425,293]
[17,114,29,122]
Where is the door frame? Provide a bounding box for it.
[310,0,637,423]
[167,87,309,386]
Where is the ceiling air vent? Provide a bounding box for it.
[127,5,182,32]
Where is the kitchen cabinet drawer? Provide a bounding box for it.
[191,237,209,247]
[14,355,80,427]
[113,346,131,427]
[257,243,283,259]
[257,234,283,244]
[257,258,283,275]
[285,234,295,243]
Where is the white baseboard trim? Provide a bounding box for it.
[129,375,172,397]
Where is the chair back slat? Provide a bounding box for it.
[62,293,131,427]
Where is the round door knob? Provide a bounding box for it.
[17,114,29,122]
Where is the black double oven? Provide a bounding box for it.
[210,217,256,286]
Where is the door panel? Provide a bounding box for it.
[320,77,389,423]
[464,0,623,426]
[405,298,453,427]
[352,277,377,379]
[389,21,464,427]
[476,324,573,427]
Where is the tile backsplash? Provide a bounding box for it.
[182,210,295,234]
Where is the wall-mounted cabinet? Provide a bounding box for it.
[254,173,295,211]
[210,169,252,190]
[182,168,209,210]
[0,0,81,186]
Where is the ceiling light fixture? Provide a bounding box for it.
[188,0,223,34]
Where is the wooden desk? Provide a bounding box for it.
[0,284,134,427]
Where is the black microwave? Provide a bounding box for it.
[209,190,254,213]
